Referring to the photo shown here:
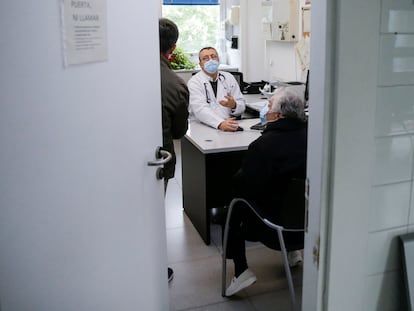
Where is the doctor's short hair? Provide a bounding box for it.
[159,18,179,53]
[198,47,218,61]
[269,87,305,120]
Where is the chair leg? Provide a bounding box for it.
[221,201,235,297]
[221,233,228,297]
[277,229,298,311]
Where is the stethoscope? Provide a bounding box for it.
[203,73,231,103]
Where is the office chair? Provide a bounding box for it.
[221,178,306,311]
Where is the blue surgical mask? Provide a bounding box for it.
[260,104,269,125]
[204,60,220,74]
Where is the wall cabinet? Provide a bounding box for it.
[261,0,299,41]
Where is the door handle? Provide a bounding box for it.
[147,146,172,166]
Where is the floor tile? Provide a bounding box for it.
[167,222,219,263]
[249,286,302,311]
[168,255,229,310]
[180,299,256,311]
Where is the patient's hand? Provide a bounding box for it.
[218,118,239,132]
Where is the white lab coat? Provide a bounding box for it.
[188,70,246,129]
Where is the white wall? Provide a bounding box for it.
[318,0,414,310]
[240,0,308,83]
[265,40,299,81]
[240,0,267,82]
[364,0,414,308]
[224,0,242,69]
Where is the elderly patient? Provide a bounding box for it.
[224,87,308,296]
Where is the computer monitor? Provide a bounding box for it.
[227,71,244,88]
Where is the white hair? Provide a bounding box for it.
[269,87,305,120]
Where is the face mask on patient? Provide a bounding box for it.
[260,104,269,125]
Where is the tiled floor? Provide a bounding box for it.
[165,141,303,311]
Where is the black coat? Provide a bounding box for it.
[233,117,307,222]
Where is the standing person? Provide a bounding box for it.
[224,87,307,296]
[159,17,189,282]
[188,47,246,132]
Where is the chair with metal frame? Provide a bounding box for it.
[221,178,306,311]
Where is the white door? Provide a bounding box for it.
[0,2,169,310]
[301,0,331,310]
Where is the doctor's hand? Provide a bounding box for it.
[218,118,239,132]
[219,95,236,109]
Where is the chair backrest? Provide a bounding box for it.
[280,178,306,230]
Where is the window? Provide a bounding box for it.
[162,1,222,57]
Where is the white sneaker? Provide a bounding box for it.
[225,269,257,296]
[287,250,303,268]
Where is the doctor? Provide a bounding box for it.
[188,47,246,131]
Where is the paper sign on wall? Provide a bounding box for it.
[61,0,107,66]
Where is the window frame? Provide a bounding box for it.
[163,0,219,5]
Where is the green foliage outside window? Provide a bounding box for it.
[170,46,197,70]
[162,5,220,54]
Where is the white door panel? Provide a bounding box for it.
[0,1,168,310]
[301,0,330,310]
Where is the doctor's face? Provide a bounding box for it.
[199,48,219,65]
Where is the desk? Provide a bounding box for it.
[243,93,268,104]
[181,118,262,244]
[243,94,268,118]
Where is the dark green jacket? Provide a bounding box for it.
[160,56,189,180]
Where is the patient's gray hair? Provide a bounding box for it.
[269,87,305,120]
